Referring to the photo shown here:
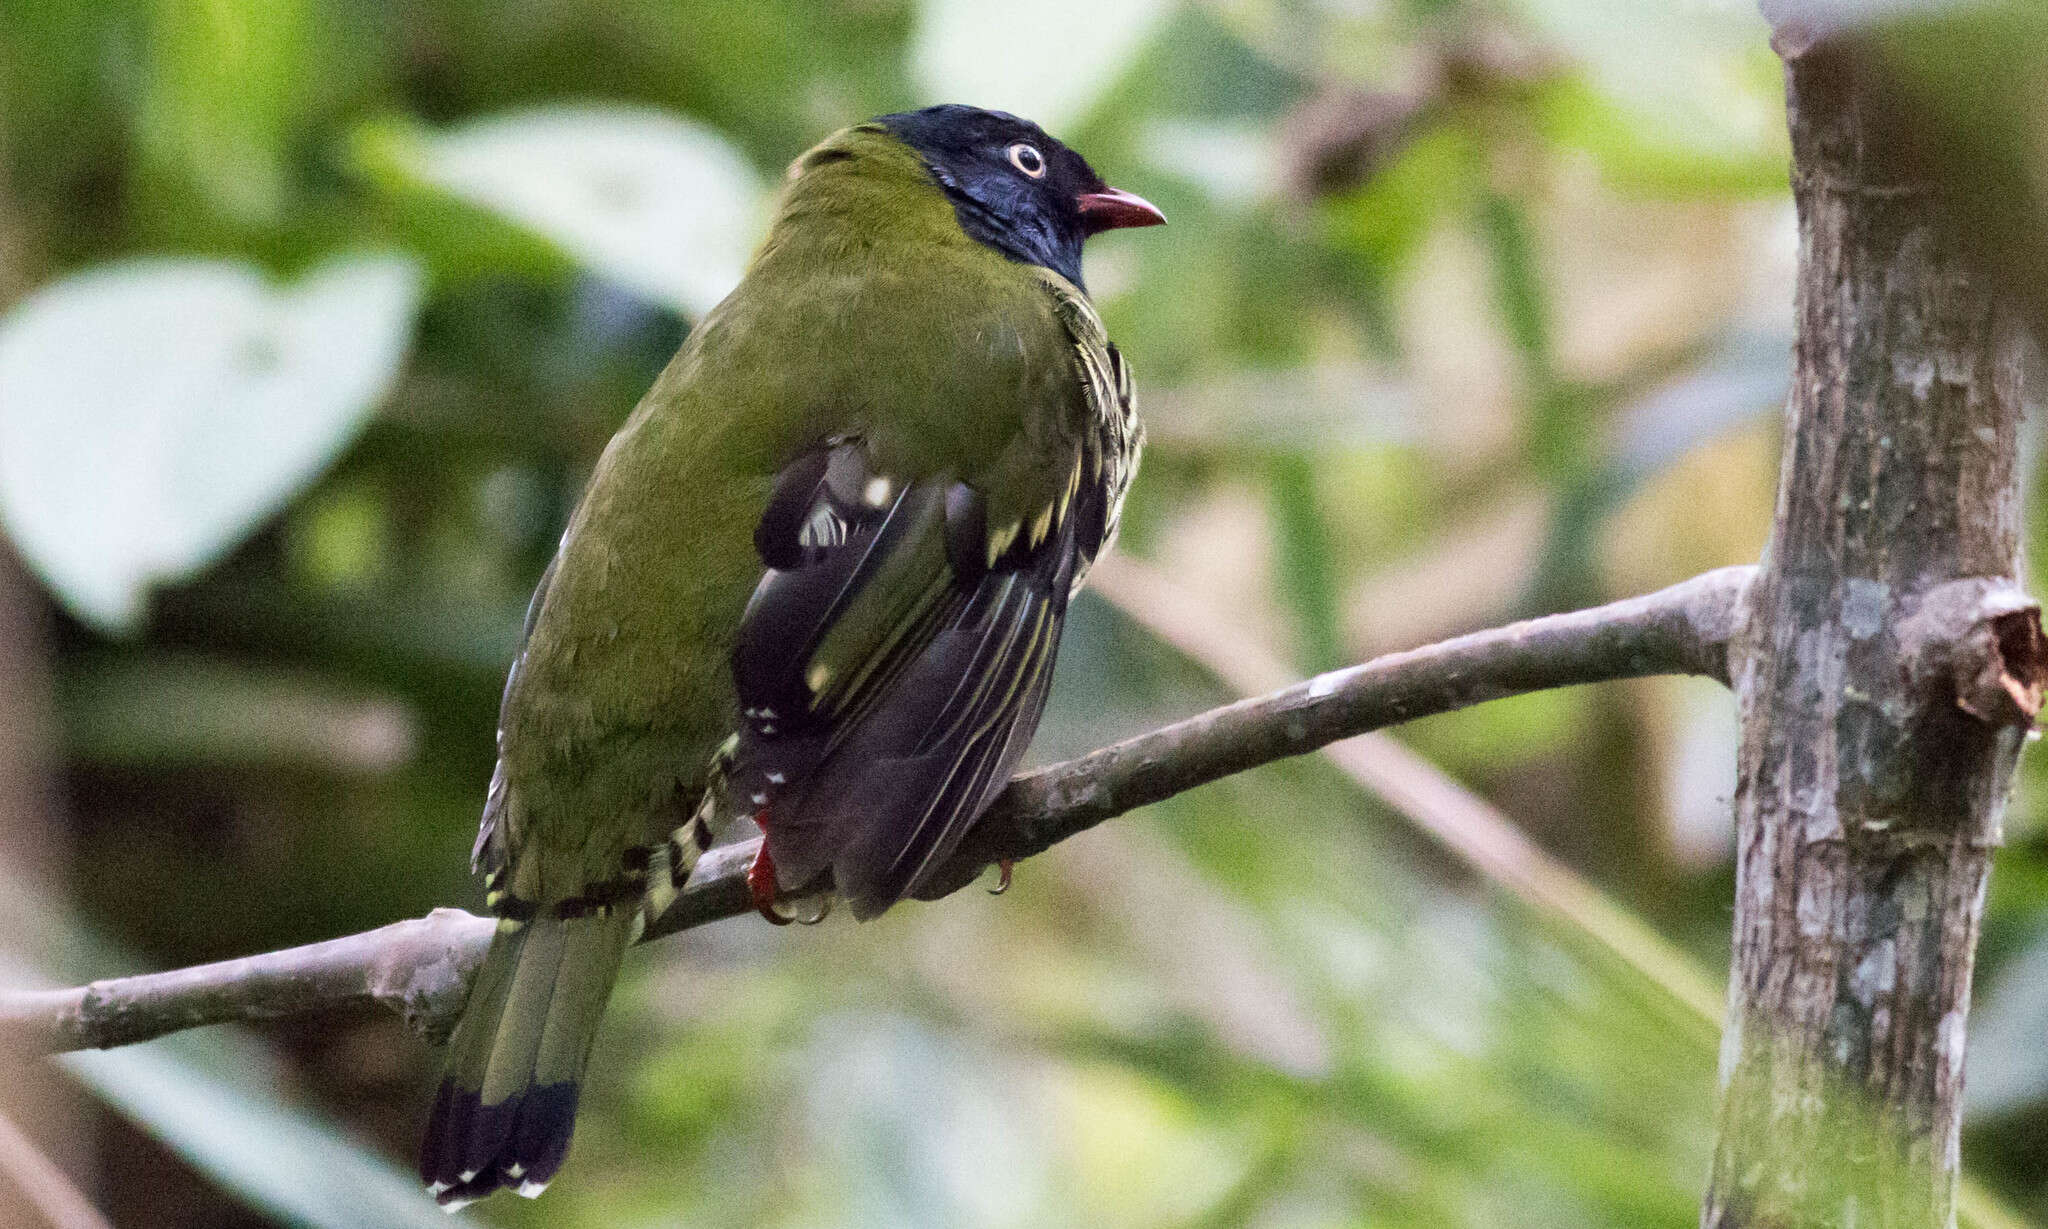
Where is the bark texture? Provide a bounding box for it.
[1702,32,2044,1229]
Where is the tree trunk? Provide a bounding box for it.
[1702,25,2043,1229]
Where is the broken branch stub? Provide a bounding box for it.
[1898,577,2047,729]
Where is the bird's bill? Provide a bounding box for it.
[1077,187,1166,235]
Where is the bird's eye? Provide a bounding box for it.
[1007,143,1046,178]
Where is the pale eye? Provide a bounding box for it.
[1007,142,1046,178]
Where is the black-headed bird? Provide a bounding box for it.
[419,104,1162,1207]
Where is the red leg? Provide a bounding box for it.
[748,810,791,925]
[748,845,791,924]
[990,859,1014,895]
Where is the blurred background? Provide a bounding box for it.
[1,0,2047,1226]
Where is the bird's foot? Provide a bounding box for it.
[748,845,793,925]
[788,893,833,925]
[989,858,1014,895]
[746,844,834,925]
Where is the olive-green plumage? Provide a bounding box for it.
[500,126,1106,892]
[421,108,1154,1206]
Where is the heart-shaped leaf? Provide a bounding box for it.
[376,105,763,316]
[0,254,422,633]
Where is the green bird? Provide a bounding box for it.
[418,104,1162,1206]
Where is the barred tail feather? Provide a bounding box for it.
[419,910,632,1208]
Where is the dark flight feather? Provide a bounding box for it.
[724,441,1083,917]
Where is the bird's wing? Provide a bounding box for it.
[1039,270,1139,587]
[472,554,557,905]
[722,437,1075,918]
[723,276,1131,919]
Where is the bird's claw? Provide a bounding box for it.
[748,846,793,925]
[989,859,1014,895]
[748,845,832,925]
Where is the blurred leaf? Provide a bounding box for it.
[370,106,764,317]
[349,118,581,293]
[1077,6,1303,132]
[1267,453,1345,673]
[1533,76,1789,198]
[60,655,415,773]
[0,0,141,247]
[1,878,448,1229]
[1609,331,1788,484]
[1137,118,1281,211]
[1863,2,2048,350]
[800,1013,1059,1227]
[63,1040,451,1229]
[1524,331,1787,611]
[912,0,1174,131]
[1966,922,2048,1119]
[1319,124,1480,275]
[1476,190,1554,377]
[138,0,313,224]
[1141,363,1418,452]
[0,254,422,632]
[1510,0,1787,188]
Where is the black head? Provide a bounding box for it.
[875,105,1164,289]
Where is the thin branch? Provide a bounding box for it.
[0,910,496,1054]
[0,565,1754,1056]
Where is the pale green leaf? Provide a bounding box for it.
[0,255,422,632]
[385,105,764,316]
[1512,0,1788,194]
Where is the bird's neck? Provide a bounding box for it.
[752,132,971,275]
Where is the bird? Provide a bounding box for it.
[417,104,1163,1208]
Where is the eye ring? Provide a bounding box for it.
[1007,142,1046,178]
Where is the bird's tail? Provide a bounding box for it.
[418,908,633,1209]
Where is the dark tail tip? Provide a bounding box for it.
[420,1080,582,1209]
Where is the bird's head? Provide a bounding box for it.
[871,104,1165,289]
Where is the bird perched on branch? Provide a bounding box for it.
[419,104,1163,1207]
